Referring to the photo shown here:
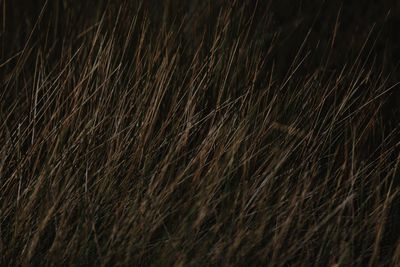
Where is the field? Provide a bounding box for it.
[1,1,399,266]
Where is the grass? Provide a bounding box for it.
[1,1,399,266]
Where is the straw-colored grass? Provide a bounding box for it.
[1,1,399,266]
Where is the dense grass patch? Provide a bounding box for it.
[1,1,399,266]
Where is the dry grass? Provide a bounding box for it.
[1,1,399,266]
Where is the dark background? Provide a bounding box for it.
[2,0,400,117]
